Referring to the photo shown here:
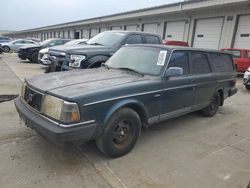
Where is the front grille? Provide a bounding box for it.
[23,86,44,112]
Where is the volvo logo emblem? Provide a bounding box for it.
[27,93,34,103]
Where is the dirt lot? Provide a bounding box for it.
[0,53,250,188]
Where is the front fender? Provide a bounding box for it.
[82,55,110,68]
[103,98,149,125]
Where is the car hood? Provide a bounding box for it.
[20,44,42,49]
[49,44,111,54]
[26,68,148,98]
[39,48,49,54]
[0,42,11,45]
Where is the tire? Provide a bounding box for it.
[2,46,10,52]
[31,52,39,63]
[201,92,220,117]
[246,85,250,90]
[96,108,141,158]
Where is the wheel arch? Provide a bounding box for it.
[84,55,110,68]
[103,99,149,127]
[216,88,224,106]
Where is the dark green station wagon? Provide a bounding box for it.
[15,45,237,158]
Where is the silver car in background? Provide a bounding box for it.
[0,39,37,52]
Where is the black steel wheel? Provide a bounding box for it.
[96,108,141,158]
[201,92,220,117]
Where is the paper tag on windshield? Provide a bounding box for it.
[157,51,167,66]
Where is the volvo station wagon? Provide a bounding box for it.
[15,45,237,158]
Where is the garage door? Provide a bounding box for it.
[143,23,159,35]
[90,28,98,38]
[111,26,122,30]
[70,30,74,39]
[164,21,186,41]
[100,27,109,32]
[81,29,88,39]
[193,17,224,49]
[234,15,250,49]
[125,25,138,31]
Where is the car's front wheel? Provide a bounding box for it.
[96,108,141,158]
[2,46,10,52]
[246,85,250,90]
[201,92,220,117]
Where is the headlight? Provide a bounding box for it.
[69,55,86,68]
[42,95,80,123]
[43,54,48,59]
[247,67,250,72]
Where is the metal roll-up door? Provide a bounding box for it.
[143,23,159,34]
[68,30,74,39]
[234,15,250,49]
[82,29,88,39]
[111,26,122,30]
[125,25,138,31]
[100,27,109,32]
[164,20,186,41]
[90,28,98,38]
[193,17,224,49]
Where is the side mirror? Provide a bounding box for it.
[165,67,183,77]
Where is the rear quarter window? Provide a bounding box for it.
[144,35,160,44]
[209,52,234,72]
[190,52,211,74]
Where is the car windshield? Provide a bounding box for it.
[106,46,167,76]
[222,50,241,58]
[65,40,86,46]
[39,39,55,46]
[86,32,126,46]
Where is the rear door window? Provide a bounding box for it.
[190,51,211,74]
[124,35,142,44]
[209,52,234,72]
[144,35,160,44]
[168,51,190,75]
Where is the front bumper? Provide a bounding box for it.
[243,71,250,86]
[38,54,50,65]
[14,97,97,143]
[18,50,28,59]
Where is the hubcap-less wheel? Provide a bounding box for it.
[113,120,133,149]
[201,92,220,117]
[96,108,141,158]
[209,95,219,113]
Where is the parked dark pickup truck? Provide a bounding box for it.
[15,45,237,158]
[18,38,70,63]
[47,31,162,72]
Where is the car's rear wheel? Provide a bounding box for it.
[201,92,220,117]
[2,46,10,52]
[246,85,250,90]
[96,108,141,158]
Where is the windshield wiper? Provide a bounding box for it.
[88,42,103,46]
[118,67,144,76]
